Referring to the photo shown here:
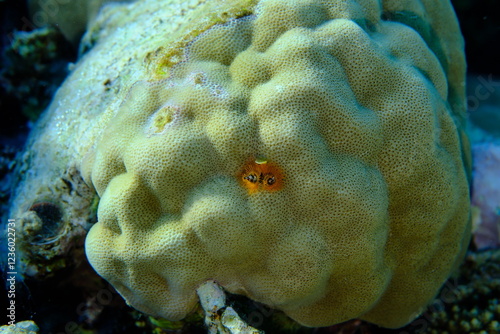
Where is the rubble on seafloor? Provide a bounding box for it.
[0,321,39,334]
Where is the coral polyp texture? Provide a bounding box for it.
[8,0,470,330]
[82,0,471,328]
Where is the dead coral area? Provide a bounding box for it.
[15,166,97,279]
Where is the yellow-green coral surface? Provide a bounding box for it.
[28,0,469,329]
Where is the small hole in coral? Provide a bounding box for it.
[28,202,65,245]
